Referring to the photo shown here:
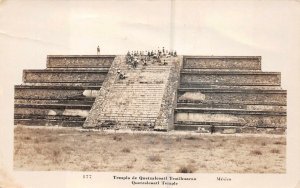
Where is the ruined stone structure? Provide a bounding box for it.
[14,55,287,134]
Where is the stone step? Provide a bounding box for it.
[15,105,90,125]
[175,108,286,128]
[15,103,92,109]
[23,69,108,83]
[180,71,281,86]
[21,82,103,87]
[177,103,286,111]
[47,55,115,68]
[15,99,95,105]
[15,84,101,90]
[15,85,100,99]
[177,88,286,105]
[15,119,84,127]
[179,84,282,90]
[174,124,242,132]
[183,56,261,70]
[98,113,159,117]
[14,114,86,121]
[177,103,246,109]
[175,107,286,115]
[173,124,286,134]
[182,69,261,72]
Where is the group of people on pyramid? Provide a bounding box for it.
[125,47,177,69]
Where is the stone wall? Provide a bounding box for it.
[23,70,108,83]
[15,55,112,127]
[175,111,286,128]
[177,90,286,105]
[83,56,124,128]
[183,56,261,70]
[180,72,281,85]
[47,55,115,68]
[155,56,182,130]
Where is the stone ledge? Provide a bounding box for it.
[47,55,116,58]
[181,70,280,75]
[15,103,92,109]
[14,114,86,121]
[183,55,261,59]
[178,88,287,94]
[175,107,286,116]
[15,85,101,90]
[180,82,281,86]
[23,69,109,73]
[14,119,84,127]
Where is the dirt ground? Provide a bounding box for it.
[14,126,286,173]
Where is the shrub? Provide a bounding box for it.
[46,137,54,142]
[176,165,195,173]
[250,149,262,155]
[121,147,131,153]
[148,154,161,162]
[270,149,280,154]
[52,149,61,163]
[274,141,286,145]
[113,135,122,141]
[175,137,182,142]
[23,136,31,140]
[184,136,198,140]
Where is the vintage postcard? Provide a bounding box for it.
[0,0,300,187]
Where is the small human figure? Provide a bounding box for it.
[117,70,126,80]
[174,51,177,57]
[163,59,167,65]
[142,59,147,66]
[133,60,138,68]
[97,45,100,55]
[158,50,162,57]
[133,57,138,68]
[210,125,215,134]
[157,57,162,64]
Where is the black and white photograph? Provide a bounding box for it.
[0,0,299,188]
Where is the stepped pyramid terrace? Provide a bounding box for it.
[14,52,287,134]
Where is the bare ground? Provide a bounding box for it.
[14,126,286,173]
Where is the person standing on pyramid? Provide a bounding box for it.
[97,45,100,55]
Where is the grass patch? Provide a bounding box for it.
[14,126,286,173]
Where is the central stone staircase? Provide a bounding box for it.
[84,56,178,130]
[174,56,287,134]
